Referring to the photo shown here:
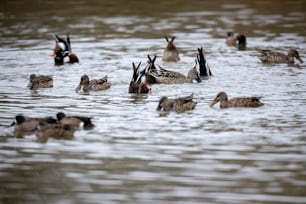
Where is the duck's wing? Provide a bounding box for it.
[229,96,264,107]
[158,65,185,78]
[94,76,108,84]
[174,94,194,105]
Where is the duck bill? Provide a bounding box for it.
[209,98,219,107]
[75,84,83,92]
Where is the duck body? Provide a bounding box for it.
[11,115,57,137]
[157,94,197,113]
[210,92,264,108]
[75,74,111,93]
[162,36,180,62]
[56,112,94,130]
[28,74,53,90]
[128,62,152,94]
[259,49,303,64]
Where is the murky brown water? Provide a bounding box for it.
[1,0,306,203]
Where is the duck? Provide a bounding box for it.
[51,33,79,65]
[146,55,201,84]
[162,36,180,62]
[157,93,197,113]
[258,49,303,64]
[75,74,111,93]
[56,112,94,130]
[128,62,152,94]
[27,74,53,90]
[196,47,212,77]
[226,32,247,50]
[10,114,57,138]
[35,123,75,143]
[145,55,159,84]
[210,92,264,108]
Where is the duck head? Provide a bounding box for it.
[288,49,303,64]
[157,96,173,111]
[75,74,90,93]
[210,92,228,107]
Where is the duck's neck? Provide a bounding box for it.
[287,55,294,64]
[220,99,229,108]
[82,83,90,93]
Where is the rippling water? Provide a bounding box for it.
[1,0,306,203]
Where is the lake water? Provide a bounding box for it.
[0,0,306,203]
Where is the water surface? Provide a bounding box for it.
[0,1,306,203]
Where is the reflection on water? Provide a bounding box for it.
[0,0,306,203]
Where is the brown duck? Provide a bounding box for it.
[75,74,111,93]
[56,112,94,130]
[259,49,303,64]
[36,123,75,143]
[10,114,57,138]
[128,62,152,94]
[157,93,197,113]
[146,55,201,84]
[210,92,264,108]
[162,36,180,62]
[28,74,53,90]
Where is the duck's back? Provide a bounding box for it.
[259,50,288,63]
[227,97,264,108]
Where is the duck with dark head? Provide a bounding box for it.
[157,93,197,113]
[56,112,94,130]
[10,114,57,138]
